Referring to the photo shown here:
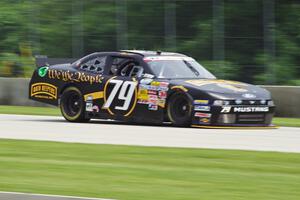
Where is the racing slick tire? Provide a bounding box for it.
[167,92,193,126]
[60,87,90,123]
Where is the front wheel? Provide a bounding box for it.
[167,92,192,126]
[60,87,90,123]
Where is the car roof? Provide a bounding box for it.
[119,50,187,57]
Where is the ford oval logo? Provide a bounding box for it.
[242,93,256,99]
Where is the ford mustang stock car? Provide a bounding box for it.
[29,50,276,128]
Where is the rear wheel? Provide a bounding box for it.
[167,92,192,126]
[60,87,90,122]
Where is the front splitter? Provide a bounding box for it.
[191,124,279,129]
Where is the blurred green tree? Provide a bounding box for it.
[0,0,299,85]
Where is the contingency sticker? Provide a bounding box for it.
[194,105,210,111]
[85,95,93,112]
[194,99,209,105]
[137,81,169,110]
[194,112,211,124]
[194,112,211,118]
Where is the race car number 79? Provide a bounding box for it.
[103,80,137,111]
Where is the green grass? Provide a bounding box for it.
[0,139,299,200]
[0,105,300,127]
[273,117,300,127]
[0,105,60,116]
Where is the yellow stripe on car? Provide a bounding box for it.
[84,91,104,101]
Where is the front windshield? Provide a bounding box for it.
[145,57,216,79]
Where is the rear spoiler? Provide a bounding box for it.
[35,55,78,67]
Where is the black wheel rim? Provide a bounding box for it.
[173,97,190,119]
[63,91,82,117]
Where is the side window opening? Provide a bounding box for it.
[109,57,132,75]
[81,64,89,70]
[80,56,106,74]
[129,66,144,78]
[108,56,144,77]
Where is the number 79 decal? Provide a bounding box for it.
[103,78,138,116]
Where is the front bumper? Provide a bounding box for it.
[192,104,276,127]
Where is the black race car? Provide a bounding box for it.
[29,50,276,128]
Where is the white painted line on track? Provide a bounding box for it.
[0,191,115,200]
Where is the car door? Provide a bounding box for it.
[101,55,141,119]
[101,54,166,123]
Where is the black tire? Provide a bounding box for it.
[167,92,193,126]
[60,87,90,123]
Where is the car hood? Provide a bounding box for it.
[168,79,271,100]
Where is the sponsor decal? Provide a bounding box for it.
[140,78,153,85]
[137,99,149,104]
[138,85,148,90]
[86,103,93,112]
[158,86,169,91]
[137,88,149,101]
[85,95,93,112]
[158,99,166,108]
[86,95,93,101]
[148,99,158,105]
[148,104,158,111]
[158,91,167,98]
[186,80,248,92]
[199,118,210,123]
[233,107,269,113]
[221,106,231,113]
[148,90,157,95]
[92,105,99,112]
[151,81,169,87]
[194,112,211,118]
[194,99,209,105]
[38,66,49,77]
[160,82,169,87]
[139,85,158,91]
[194,105,210,111]
[31,83,57,100]
[242,93,256,99]
[151,81,161,86]
[149,86,158,90]
[148,95,158,100]
[138,82,168,108]
[48,69,104,85]
[221,106,269,113]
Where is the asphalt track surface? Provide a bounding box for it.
[0,114,300,153]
